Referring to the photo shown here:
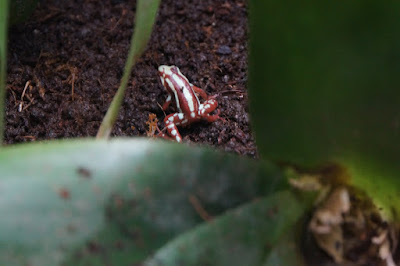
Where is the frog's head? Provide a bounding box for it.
[158,65,176,78]
[158,65,179,88]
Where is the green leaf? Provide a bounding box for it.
[249,1,400,220]
[0,0,8,143]
[144,190,309,266]
[97,0,161,138]
[0,138,285,265]
[262,220,306,266]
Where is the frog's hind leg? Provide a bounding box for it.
[199,99,218,115]
[191,85,209,100]
[199,98,223,122]
[163,113,187,142]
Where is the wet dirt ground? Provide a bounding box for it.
[6,0,257,157]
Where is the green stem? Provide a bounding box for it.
[0,0,9,145]
[96,0,160,139]
[96,33,139,139]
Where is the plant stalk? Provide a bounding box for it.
[0,0,9,145]
[96,0,160,139]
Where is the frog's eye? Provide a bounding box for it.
[158,65,166,72]
[158,65,174,76]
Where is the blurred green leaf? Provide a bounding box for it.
[9,0,38,25]
[97,0,161,138]
[262,220,306,266]
[0,0,8,143]
[144,190,310,266]
[0,138,285,265]
[249,1,400,220]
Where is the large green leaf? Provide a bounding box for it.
[262,220,306,266]
[144,190,310,266]
[249,1,400,219]
[0,138,285,265]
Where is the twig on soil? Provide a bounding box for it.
[156,102,167,117]
[218,89,245,96]
[8,86,17,104]
[110,9,128,32]
[57,65,78,100]
[18,81,32,112]
[36,7,61,23]
[34,75,46,100]
[97,78,106,104]
[22,135,36,141]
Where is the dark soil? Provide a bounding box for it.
[6,0,257,157]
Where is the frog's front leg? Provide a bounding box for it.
[191,85,209,100]
[199,98,221,122]
[163,112,189,142]
[162,95,172,110]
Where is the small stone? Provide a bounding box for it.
[216,45,232,55]
[199,53,207,62]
